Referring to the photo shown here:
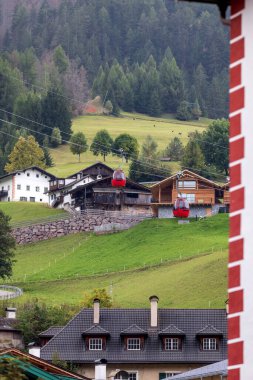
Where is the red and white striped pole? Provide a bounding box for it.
[229,0,253,378]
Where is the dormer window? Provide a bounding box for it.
[127,338,141,350]
[159,325,185,351]
[89,337,103,350]
[196,325,222,352]
[202,337,217,351]
[164,337,180,351]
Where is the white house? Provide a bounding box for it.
[48,174,94,208]
[0,166,56,204]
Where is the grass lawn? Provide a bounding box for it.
[0,202,66,225]
[48,113,211,177]
[8,215,228,305]
[14,250,227,308]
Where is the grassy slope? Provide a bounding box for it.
[12,215,228,282]
[16,251,227,308]
[0,202,65,225]
[48,113,210,177]
[9,215,228,307]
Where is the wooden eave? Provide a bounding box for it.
[150,169,221,190]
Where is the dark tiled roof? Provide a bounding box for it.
[0,318,20,332]
[120,324,148,335]
[39,326,63,338]
[41,308,227,364]
[170,359,228,379]
[82,325,110,336]
[159,325,185,336]
[196,325,223,336]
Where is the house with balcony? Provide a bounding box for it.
[151,170,229,218]
[69,176,152,213]
[47,162,115,209]
[38,296,227,380]
[0,166,55,203]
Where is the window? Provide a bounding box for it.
[164,338,180,351]
[20,197,27,201]
[159,373,180,379]
[36,174,39,178]
[36,186,40,192]
[44,187,48,193]
[26,185,30,191]
[7,185,10,190]
[185,194,195,203]
[30,197,35,202]
[89,338,103,350]
[126,193,139,198]
[128,372,138,380]
[202,338,217,351]
[17,184,21,190]
[178,180,196,189]
[127,338,141,350]
[27,173,30,177]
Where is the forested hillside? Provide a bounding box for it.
[0,0,229,177]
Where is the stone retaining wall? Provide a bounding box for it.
[12,214,149,244]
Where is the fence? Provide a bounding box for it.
[0,285,23,300]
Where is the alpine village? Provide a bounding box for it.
[0,1,231,380]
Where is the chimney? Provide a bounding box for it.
[28,343,41,358]
[94,358,107,380]
[149,295,159,328]
[93,298,100,324]
[5,307,16,319]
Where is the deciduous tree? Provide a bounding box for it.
[70,132,88,162]
[113,134,139,162]
[5,136,46,172]
[90,130,113,161]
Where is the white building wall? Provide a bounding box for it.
[0,168,52,204]
[0,176,13,201]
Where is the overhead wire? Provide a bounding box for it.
[0,114,227,182]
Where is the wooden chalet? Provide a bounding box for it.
[151,170,229,218]
[69,176,152,213]
[67,162,114,181]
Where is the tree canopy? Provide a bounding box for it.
[0,210,16,279]
[70,132,88,162]
[4,135,46,173]
[90,130,113,161]
[113,134,139,163]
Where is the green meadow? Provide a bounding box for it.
[7,215,228,308]
[48,113,211,177]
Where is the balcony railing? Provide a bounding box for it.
[0,190,8,198]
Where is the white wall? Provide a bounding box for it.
[0,176,13,201]
[0,168,52,203]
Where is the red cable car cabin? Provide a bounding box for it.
[173,197,190,218]
[111,169,126,187]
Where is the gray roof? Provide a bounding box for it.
[0,317,20,332]
[196,324,223,336]
[41,308,227,364]
[120,324,148,336]
[39,326,63,337]
[169,360,228,379]
[82,325,110,336]
[159,325,185,336]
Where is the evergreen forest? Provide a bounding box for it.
[0,0,229,175]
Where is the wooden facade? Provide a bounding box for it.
[151,170,229,217]
[70,176,152,212]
